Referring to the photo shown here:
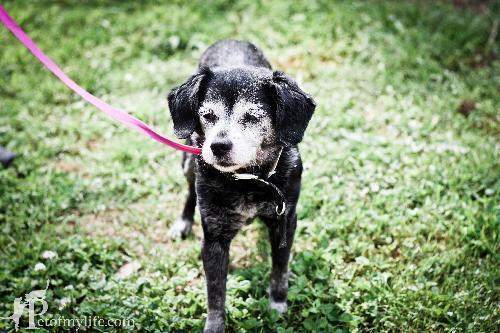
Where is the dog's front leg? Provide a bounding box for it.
[201,228,236,333]
[266,211,297,314]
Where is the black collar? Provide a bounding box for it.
[233,146,283,180]
[232,147,288,248]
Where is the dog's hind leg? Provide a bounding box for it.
[169,153,196,239]
[265,212,297,314]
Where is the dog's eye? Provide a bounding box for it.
[202,111,218,122]
[243,113,259,123]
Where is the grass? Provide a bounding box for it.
[0,0,499,332]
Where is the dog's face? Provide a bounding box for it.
[168,67,315,172]
[197,70,277,172]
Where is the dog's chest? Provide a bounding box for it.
[236,203,258,222]
[232,195,275,223]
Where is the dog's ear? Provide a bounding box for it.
[168,67,211,139]
[271,71,316,146]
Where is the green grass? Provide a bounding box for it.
[0,0,499,332]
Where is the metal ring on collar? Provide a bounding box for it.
[276,202,286,216]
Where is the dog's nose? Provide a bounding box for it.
[211,140,232,157]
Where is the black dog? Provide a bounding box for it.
[167,39,315,333]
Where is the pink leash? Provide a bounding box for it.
[0,5,202,155]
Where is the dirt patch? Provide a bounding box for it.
[456,99,476,117]
[55,160,81,173]
[85,138,101,150]
[56,199,204,259]
[274,54,306,71]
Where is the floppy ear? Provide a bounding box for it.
[167,68,210,139]
[271,71,316,146]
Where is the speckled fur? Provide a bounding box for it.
[167,39,315,333]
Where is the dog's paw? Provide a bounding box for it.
[269,300,288,314]
[168,219,192,240]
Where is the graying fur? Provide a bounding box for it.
[167,39,316,333]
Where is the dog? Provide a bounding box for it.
[167,39,315,333]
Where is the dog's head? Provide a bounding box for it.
[168,66,315,172]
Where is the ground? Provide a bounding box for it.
[0,0,498,332]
